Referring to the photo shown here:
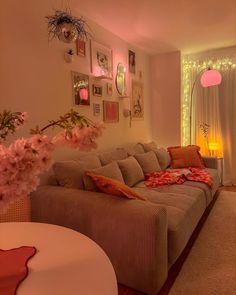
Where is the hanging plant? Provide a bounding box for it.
[46,10,90,43]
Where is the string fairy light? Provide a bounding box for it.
[181,56,236,146]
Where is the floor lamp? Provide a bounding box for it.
[189,68,222,144]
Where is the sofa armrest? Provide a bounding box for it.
[203,156,218,169]
[31,186,167,295]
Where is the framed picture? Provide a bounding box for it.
[90,40,113,78]
[71,71,90,106]
[93,103,101,116]
[103,101,119,123]
[128,50,136,74]
[76,39,86,57]
[93,84,103,97]
[131,80,144,119]
[107,83,113,96]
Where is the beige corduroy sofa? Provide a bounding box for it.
[31,142,220,295]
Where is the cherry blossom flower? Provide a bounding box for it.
[0,110,104,212]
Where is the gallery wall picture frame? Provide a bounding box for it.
[76,39,86,57]
[71,71,90,106]
[93,84,103,97]
[90,40,113,78]
[103,100,119,123]
[107,82,113,96]
[131,80,144,119]
[93,103,101,116]
[128,50,136,74]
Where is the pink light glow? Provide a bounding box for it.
[200,69,222,88]
[79,88,89,100]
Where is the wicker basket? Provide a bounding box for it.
[0,196,31,222]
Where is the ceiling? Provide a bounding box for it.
[72,0,236,55]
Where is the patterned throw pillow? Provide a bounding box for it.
[167,145,205,169]
[86,172,147,201]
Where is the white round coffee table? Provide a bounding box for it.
[0,222,118,295]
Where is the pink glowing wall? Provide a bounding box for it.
[0,1,152,160]
[150,51,181,147]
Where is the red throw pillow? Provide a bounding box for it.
[167,145,205,169]
[86,172,147,201]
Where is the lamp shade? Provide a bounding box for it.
[208,142,219,151]
[79,88,89,100]
[200,69,222,88]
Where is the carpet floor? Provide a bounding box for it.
[169,190,236,295]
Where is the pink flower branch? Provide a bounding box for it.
[0,109,104,212]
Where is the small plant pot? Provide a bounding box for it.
[64,50,74,63]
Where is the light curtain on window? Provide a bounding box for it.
[194,81,223,158]
[218,67,236,185]
[182,57,236,185]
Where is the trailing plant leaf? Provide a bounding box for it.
[0,110,27,142]
[46,10,91,41]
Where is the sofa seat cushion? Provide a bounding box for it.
[183,168,220,206]
[133,185,206,266]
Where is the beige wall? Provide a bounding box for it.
[150,51,181,148]
[0,0,152,160]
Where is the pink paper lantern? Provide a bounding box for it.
[200,69,222,88]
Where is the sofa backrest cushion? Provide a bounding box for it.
[123,143,145,156]
[117,156,144,187]
[167,145,205,169]
[83,161,125,191]
[139,142,171,170]
[134,151,161,174]
[53,154,101,189]
[99,149,128,165]
[154,148,171,170]
[140,141,157,152]
[86,172,147,201]
[53,160,86,189]
[39,168,58,186]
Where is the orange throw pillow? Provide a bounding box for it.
[167,145,205,169]
[86,172,147,201]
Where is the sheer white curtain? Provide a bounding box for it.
[194,80,223,158]
[182,57,236,185]
[218,67,236,185]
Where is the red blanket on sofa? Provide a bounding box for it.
[145,168,213,188]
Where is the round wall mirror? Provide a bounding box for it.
[116,63,126,96]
